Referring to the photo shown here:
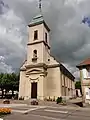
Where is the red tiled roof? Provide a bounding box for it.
[77,58,90,67]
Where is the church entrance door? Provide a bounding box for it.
[31,82,37,98]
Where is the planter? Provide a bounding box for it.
[31,100,38,105]
[59,102,67,106]
[3,99,10,104]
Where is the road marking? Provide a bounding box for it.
[12,110,25,113]
[44,109,68,114]
[24,106,46,114]
[0,118,3,120]
[31,114,65,120]
[29,105,78,111]
[46,106,78,110]
[12,106,46,114]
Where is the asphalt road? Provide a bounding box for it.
[2,105,90,120]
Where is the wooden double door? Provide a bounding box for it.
[31,82,37,99]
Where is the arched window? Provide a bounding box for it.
[33,50,37,58]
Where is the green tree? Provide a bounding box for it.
[0,73,4,98]
[75,81,82,94]
[75,81,81,89]
[0,73,19,98]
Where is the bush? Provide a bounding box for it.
[56,97,62,104]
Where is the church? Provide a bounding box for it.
[19,6,75,100]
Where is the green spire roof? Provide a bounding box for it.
[30,14,43,25]
[28,14,50,32]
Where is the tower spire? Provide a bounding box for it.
[39,0,42,12]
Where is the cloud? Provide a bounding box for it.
[0,1,27,73]
[0,0,90,79]
[0,55,14,73]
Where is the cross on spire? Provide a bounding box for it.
[39,0,42,12]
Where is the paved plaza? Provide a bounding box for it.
[0,104,90,120]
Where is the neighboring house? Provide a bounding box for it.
[19,12,75,100]
[76,58,90,103]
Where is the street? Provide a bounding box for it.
[2,104,90,120]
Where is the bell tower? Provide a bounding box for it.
[26,1,50,66]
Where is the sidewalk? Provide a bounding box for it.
[1,98,90,111]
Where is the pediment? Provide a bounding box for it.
[26,68,42,75]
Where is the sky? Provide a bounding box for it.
[0,0,90,79]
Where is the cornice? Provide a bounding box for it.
[20,68,26,71]
[25,63,47,69]
[27,40,50,49]
[28,20,50,32]
[47,64,60,68]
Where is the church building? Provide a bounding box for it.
[19,10,75,100]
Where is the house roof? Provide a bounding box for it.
[76,58,90,68]
[28,14,50,32]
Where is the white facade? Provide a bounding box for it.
[82,68,90,79]
[80,68,90,103]
[19,14,75,100]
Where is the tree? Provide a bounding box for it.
[0,73,19,98]
[75,81,82,94]
[0,73,5,98]
[9,73,19,96]
[75,81,81,89]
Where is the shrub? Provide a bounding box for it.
[56,97,62,104]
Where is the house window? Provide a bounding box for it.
[34,30,38,40]
[33,50,37,58]
[45,32,47,43]
[88,69,90,77]
[87,67,90,77]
